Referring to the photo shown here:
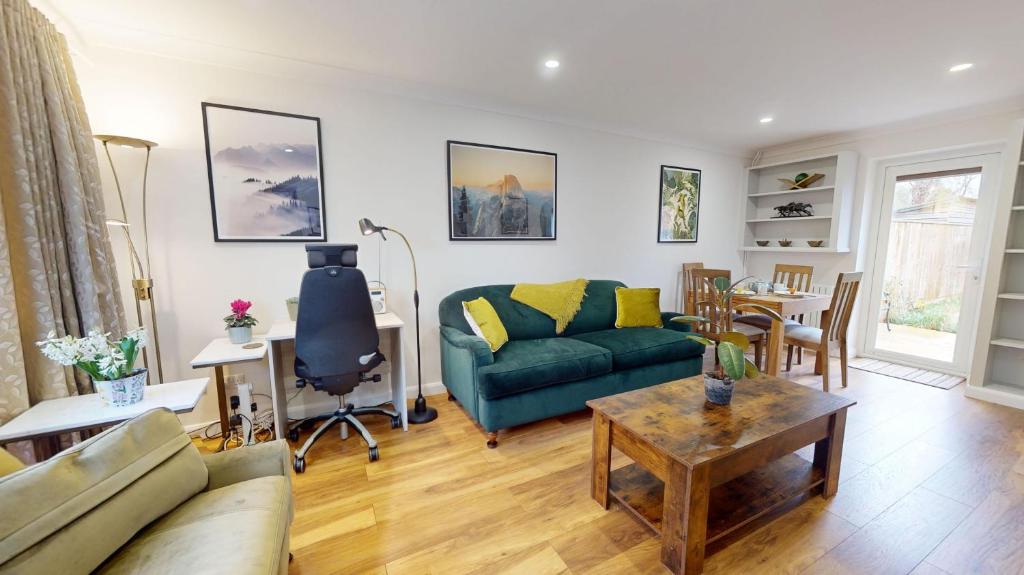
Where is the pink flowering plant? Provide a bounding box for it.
[37,328,146,381]
[224,299,258,329]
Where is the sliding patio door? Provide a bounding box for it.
[862,151,1002,375]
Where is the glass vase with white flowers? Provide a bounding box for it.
[37,328,148,406]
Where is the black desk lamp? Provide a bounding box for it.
[359,218,438,424]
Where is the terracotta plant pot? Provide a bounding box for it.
[704,372,734,405]
[95,369,147,407]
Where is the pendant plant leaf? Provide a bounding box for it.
[717,341,746,381]
[717,331,750,350]
[670,315,708,324]
[733,303,786,322]
[744,358,760,379]
[683,334,714,347]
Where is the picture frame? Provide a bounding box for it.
[447,140,557,241]
[658,164,701,243]
[202,102,326,242]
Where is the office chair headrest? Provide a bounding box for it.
[306,244,357,268]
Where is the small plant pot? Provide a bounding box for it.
[286,298,299,321]
[96,369,147,407]
[704,372,735,405]
[228,326,253,344]
[755,240,769,247]
[807,240,825,248]
[778,240,793,247]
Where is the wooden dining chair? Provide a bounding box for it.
[690,268,767,369]
[735,263,814,364]
[783,272,862,392]
[680,262,704,315]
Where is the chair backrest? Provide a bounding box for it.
[294,263,382,394]
[774,263,813,292]
[821,272,862,343]
[775,263,813,321]
[690,268,731,335]
[680,262,704,315]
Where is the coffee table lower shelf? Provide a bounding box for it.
[609,453,824,546]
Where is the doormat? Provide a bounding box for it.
[848,357,964,390]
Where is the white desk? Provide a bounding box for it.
[0,378,209,447]
[264,311,408,436]
[190,312,407,441]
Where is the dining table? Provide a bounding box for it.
[730,292,834,376]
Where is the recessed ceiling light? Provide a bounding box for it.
[544,59,560,69]
[949,63,973,72]
[284,148,294,152]
[759,116,774,124]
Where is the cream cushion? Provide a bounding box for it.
[97,475,291,574]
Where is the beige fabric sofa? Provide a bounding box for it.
[0,408,293,574]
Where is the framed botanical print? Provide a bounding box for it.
[658,164,701,243]
[448,140,556,240]
[202,102,326,242]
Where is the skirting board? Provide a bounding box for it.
[964,385,1024,411]
[182,380,447,434]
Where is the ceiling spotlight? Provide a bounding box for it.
[949,63,973,72]
[284,148,294,152]
[759,116,774,124]
[544,59,560,69]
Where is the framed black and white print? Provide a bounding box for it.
[658,164,701,243]
[202,102,326,242]
[447,140,556,240]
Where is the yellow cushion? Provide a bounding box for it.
[614,287,663,328]
[463,297,509,352]
[0,448,25,478]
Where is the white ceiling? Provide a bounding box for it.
[45,0,1024,153]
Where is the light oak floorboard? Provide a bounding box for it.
[195,352,1024,575]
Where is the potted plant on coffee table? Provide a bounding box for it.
[37,328,148,406]
[224,299,258,344]
[671,276,784,405]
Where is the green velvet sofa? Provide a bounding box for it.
[438,280,705,447]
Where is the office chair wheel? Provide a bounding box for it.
[368,446,380,462]
[390,415,402,429]
[287,429,300,442]
[293,457,306,473]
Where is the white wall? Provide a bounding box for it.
[745,108,1023,352]
[75,45,748,427]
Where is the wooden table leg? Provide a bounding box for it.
[765,317,785,376]
[213,365,230,451]
[814,409,847,498]
[662,461,710,574]
[591,411,612,509]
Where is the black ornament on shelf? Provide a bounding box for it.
[773,202,814,218]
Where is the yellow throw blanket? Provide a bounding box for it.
[510,279,589,334]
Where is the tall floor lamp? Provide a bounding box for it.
[95,134,164,383]
[359,218,437,424]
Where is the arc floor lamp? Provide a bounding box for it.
[95,134,163,383]
[359,218,437,424]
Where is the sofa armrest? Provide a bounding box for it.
[202,439,291,492]
[662,312,695,333]
[440,325,494,367]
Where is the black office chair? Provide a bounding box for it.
[291,244,401,473]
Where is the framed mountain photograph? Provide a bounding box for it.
[202,102,326,242]
[448,140,557,241]
[658,164,701,243]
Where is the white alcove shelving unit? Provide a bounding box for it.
[741,151,858,253]
[968,119,1024,410]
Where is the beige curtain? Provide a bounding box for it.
[0,0,126,429]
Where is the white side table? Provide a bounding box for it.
[0,378,209,458]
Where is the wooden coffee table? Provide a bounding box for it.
[587,374,855,574]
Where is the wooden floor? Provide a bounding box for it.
[201,353,1024,574]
